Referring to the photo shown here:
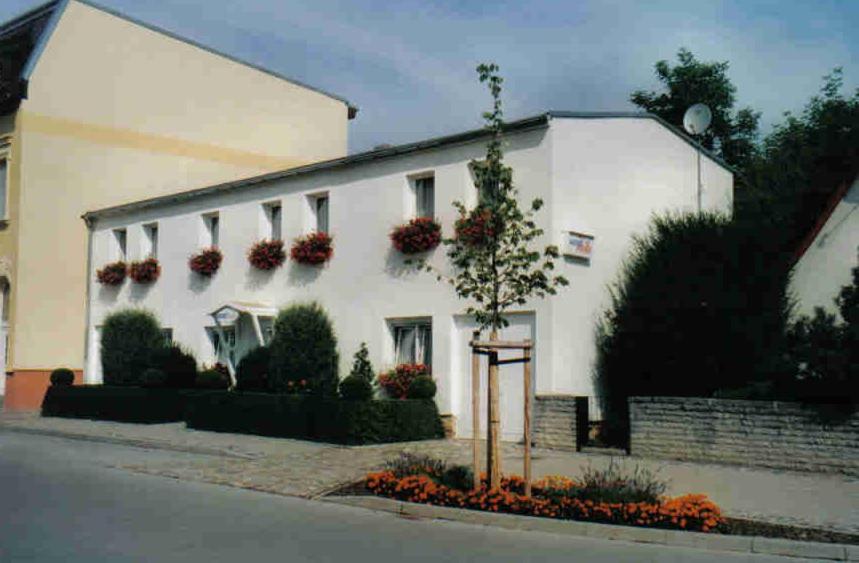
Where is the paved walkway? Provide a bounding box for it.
[2,412,856,534]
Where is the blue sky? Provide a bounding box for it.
[2,0,857,153]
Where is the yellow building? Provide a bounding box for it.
[0,0,355,409]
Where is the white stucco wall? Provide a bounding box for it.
[790,176,859,318]
[86,116,732,437]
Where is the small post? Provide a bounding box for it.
[487,329,501,489]
[523,339,532,497]
[471,330,481,490]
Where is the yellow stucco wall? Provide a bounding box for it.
[8,0,350,371]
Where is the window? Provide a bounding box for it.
[142,223,158,258]
[203,213,220,247]
[415,176,435,219]
[0,152,8,220]
[112,228,127,261]
[314,195,329,233]
[392,320,432,367]
[161,328,173,344]
[207,326,235,366]
[468,160,496,205]
[263,202,282,240]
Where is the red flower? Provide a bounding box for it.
[390,218,442,254]
[290,232,333,265]
[455,208,499,247]
[248,239,286,270]
[189,247,223,276]
[128,257,160,284]
[378,363,430,399]
[96,261,127,286]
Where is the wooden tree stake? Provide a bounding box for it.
[523,339,532,497]
[471,330,481,490]
[487,331,501,489]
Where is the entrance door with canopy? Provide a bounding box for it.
[209,302,276,385]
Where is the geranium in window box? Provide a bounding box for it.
[290,232,333,265]
[248,239,286,271]
[189,247,223,277]
[96,261,127,286]
[129,257,161,284]
[454,207,499,247]
[378,363,430,399]
[390,217,442,254]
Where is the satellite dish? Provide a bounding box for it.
[683,103,712,136]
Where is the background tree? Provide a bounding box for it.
[630,48,760,173]
[427,63,568,334]
[268,302,339,397]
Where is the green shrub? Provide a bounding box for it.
[140,368,168,388]
[571,461,667,505]
[196,368,230,389]
[406,376,437,399]
[269,302,339,397]
[339,375,373,401]
[348,342,375,384]
[49,368,74,386]
[101,309,165,386]
[151,344,197,388]
[439,465,474,491]
[235,346,271,392]
[42,385,189,423]
[384,453,447,478]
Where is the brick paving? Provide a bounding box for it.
[2,412,856,534]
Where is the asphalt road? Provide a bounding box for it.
[0,431,814,562]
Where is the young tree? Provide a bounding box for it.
[426,63,568,336]
[630,48,760,173]
[348,342,375,384]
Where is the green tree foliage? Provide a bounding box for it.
[425,64,567,331]
[339,375,373,401]
[101,309,165,386]
[630,48,760,172]
[348,342,375,384]
[235,346,271,392]
[269,302,339,397]
[150,344,198,388]
[594,214,793,442]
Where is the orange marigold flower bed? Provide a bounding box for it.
[364,471,723,533]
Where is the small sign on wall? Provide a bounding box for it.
[563,231,594,260]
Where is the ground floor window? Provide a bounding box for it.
[392,320,432,367]
[207,326,236,366]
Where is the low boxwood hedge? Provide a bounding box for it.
[185,392,444,444]
[42,385,191,424]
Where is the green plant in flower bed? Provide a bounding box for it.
[366,456,723,533]
[339,375,373,400]
[235,346,271,392]
[49,367,75,386]
[269,302,339,397]
[378,363,430,399]
[196,365,230,389]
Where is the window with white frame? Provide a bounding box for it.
[202,212,220,247]
[112,228,127,261]
[0,148,9,220]
[391,320,432,367]
[142,223,158,258]
[414,176,435,219]
[263,202,282,240]
[313,195,329,233]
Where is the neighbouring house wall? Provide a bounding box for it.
[8,0,350,382]
[547,117,732,399]
[790,176,859,319]
[629,396,859,476]
[0,113,18,397]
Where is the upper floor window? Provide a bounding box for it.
[0,149,9,220]
[415,176,435,219]
[112,228,127,261]
[202,212,220,247]
[313,195,329,233]
[142,223,158,258]
[263,202,282,240]
[392,320,432,367]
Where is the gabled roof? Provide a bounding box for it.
[1,0,356,117]
[83,111,732,222]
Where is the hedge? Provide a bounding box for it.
[41,385,191,423]
[185,392,444,444]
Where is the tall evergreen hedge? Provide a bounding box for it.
[101,309,165,386]
[268,302,339,397]
[594,213,793,443]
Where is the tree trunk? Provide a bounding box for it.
[487,329,501,489]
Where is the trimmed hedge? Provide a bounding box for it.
[185,392,444,444]
[42,385,191,423]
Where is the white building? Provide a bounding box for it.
[83,111,732,440]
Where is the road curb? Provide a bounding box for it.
[0,425,257,459]
[324,495,857,561]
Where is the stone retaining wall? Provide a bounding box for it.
[533,395,588,451]
[630,396,859,475]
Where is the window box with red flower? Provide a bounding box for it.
[248,239,286,271]
[128,257,160,284]
[378,363,430,399]
[290,231,333,265]
[189,247,223,277]
[96,261,127,286]
[454,207,499,247]
[390,217,442,254]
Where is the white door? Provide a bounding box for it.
[86,327,103,384]
[453,313,535,441]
